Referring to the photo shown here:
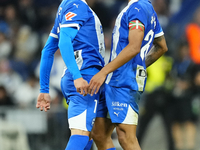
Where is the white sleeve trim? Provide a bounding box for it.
[50,33,58,39]
[154,31,164,38]
[60,23,80,30]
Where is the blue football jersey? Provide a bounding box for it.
[50,0,105,71]
[106,0,164,91]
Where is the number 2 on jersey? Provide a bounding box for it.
[140,30,154,60]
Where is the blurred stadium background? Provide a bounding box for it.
[0,0,200,150]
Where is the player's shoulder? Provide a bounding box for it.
[128,0,153,13]
[61,0,88,8]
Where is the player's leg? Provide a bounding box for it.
[65,97,92,150]
[66,130,90,150]
[105,85,141,150]
[91,117,115,150]
[84,139,93,150]
[91,86,116,150]
[116,124,141,150]
[61,73,99,150]
[67,129,93,150]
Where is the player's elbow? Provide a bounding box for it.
[41,49,48,57]
[162,45,168,54]
[154,35,168,54]
[129,46,141,57]
[155,43,168,55]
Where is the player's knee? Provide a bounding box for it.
[91,127,113,145]
[91,129,104,143]
[91,129,100,141]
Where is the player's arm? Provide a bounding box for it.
[37,35,59,111]
[59,27,89,95]
[40,36,59,93]
[145,35,168,68]
[98,28,144,75]
[88,24,144,95]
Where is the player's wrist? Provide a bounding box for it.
[100,67,110,76]
[40,89,49,93]
[74,77,83,81]
[73,72,82,80]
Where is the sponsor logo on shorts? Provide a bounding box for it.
[113,108,123,111]
[112,102,127,107]
[114,112,120,117]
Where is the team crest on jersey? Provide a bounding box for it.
[65,12,77,21]
[129,20,145,32]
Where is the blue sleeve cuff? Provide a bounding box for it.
[40,89,49,93]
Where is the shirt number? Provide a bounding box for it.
[94,100,97,113]
[140,30,154,60]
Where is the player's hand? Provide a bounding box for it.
[36,93,51,112]
[74,77,89,96]
[88,71,107,96]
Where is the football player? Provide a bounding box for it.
[89,0,168,149]
[36,0,110,149]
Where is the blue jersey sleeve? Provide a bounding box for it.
[59,27,81,80]
[50,25,59,39]
[154,15,164,38]
[127,5,147,28]
[60,1,88,30]
[40,36,59,93]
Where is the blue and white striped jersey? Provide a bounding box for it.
[51,0,105,71]
[106,0,164,91]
